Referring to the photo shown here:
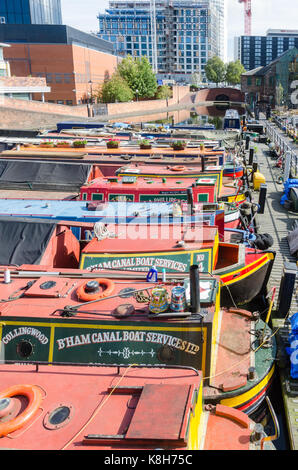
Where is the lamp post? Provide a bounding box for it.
[88,80,94,117]
[135,88,139,102]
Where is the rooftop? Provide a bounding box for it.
[0,24,114,55]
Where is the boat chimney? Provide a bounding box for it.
[190,265,200,314]
[187,187,194,215]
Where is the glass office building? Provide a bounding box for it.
[0,0,62,25]
[97,0,225,81]
[235,29,298,71]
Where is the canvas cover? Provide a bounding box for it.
[0,217,56,266]
[0,160,91,191]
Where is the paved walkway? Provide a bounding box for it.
[254,137,297,316]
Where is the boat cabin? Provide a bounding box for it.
[79,175,219,204]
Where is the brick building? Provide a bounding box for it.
[241,47,298,110]
[0,24,118,106]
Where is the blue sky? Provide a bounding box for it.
[61,0,298,60]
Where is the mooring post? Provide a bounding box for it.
[258,184,267,214]
[249,148,254,166]
[277,262,297,318]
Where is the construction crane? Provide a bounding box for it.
[238,0,252,36]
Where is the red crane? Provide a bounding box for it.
[238,0,252,36]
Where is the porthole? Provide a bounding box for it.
[17,340,33,358]
[157,345,175,363]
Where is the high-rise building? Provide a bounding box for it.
[0,0,62,25]
[235,29,298,71]
[97,0,226,82]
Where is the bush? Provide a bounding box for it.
[100,74,134,103]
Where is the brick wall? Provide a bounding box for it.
[0,96,89,116]
[4,43,118,105]
[107,85,190,118]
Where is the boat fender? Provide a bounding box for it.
[252,233,274,250]
[76,279,115,302]
[0,384,43,437]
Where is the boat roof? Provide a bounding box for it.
[0,159,91,192]
[0,267,218,321]
[81,175,217,191]
[14,145,224,158]
[0,363,202,450]
[0,199,217,222]
[0,362,267,450]
[117,164,223,175]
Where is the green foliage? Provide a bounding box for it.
[155,85,172,100]
[205,56,226,85]
[100,74,134,103]
[225,60,246,85]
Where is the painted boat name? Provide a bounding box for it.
[57,331,200,355]
[2,327,49,345]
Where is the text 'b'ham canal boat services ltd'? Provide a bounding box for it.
[0,265,276,419]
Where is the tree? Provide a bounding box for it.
[191,72,202,88]
[117,55,157,99]
[225,60,246,86]
[205,56,226,85]
[155,85,172,100]
[99,73,134,103]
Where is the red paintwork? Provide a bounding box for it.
[79,176,238,203]
[33,224,80,269]
[0,363,263,450]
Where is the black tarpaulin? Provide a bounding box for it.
[0,160,91,191]
[0,217,57,266]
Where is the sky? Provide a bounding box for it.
[61,0,298,60]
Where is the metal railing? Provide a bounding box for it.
[265,120,298,179]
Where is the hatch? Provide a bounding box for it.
[83,383,194,447]
[24,277,75,298]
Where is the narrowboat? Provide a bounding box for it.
[0,200,226,238]
[0,148,226,177]
[10,143,226,165]
[79,223,275,307]
[223,110,242,133]
[79,175,247,206]
[0,265,276,417]
[0,363,277,450]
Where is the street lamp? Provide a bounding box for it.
[88,80,93,104]
[135,88,139,102]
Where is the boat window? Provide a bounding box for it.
[48,406,70,425]
[198,194,209,202]
[91,193,103,201]
[157,345,175,363]
[44,405,73,430]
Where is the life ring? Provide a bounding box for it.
[0,384,43,437]
[171,166,186,172]
[76,278,115,302]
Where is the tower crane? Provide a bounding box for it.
[238,0,252,36]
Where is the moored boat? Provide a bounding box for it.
[79,223,275,307]
[79,175,247,206]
